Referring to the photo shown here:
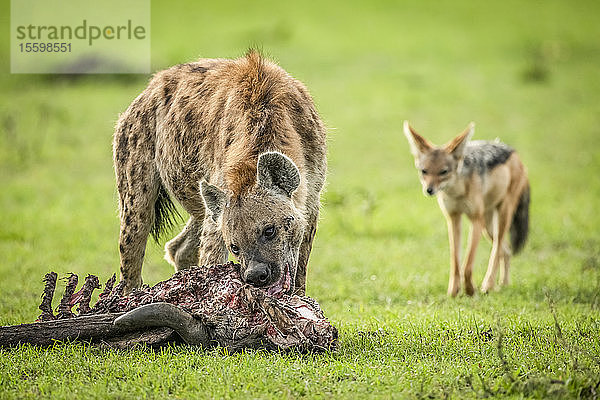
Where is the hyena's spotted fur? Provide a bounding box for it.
[113,51,327,295]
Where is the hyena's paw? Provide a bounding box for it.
[123,276,143,295]
[164,235,200,271]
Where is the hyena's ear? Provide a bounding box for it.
[445,122,475,159]
[403,121,433,157]
[257,152,300,197]
[200,181,227,222]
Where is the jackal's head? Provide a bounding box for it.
[200,152,305,297]
[403,121,474,196]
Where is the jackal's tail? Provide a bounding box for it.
[151,183,182,243]
[510,182,530,254]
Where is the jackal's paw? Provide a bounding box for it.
[464,281,475,296]
[447,280,460,297]
[480,282,494,294]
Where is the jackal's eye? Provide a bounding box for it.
[439,169,448,176]
[230,244,240,255]
[262,225,277,240]
[421,169,428,175]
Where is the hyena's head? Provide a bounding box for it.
[201,152,305,297]
[403,121,474,196]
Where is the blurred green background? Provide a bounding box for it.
[0,0,599,398]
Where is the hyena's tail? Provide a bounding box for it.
[510,182,530,254]
[151,183,182,243]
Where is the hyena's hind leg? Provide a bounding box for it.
[164,216,203,270]
[197,217,228,267]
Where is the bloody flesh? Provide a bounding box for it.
[19,262,338,352]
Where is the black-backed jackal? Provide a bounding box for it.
[403,122,530,296]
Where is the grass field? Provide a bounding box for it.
[1,0,600,398]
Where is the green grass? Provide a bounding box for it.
[1,0,600,398]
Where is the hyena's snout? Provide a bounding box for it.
[242,261,274,287]
[241,257,294,297]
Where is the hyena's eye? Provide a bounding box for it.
[439,169,448,176]
[230,244,240,255]
[262,225,277,240]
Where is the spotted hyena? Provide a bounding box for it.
[113,51,327,295]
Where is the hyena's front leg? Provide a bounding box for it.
[197,217,228,267]
[116,167,159,293]
[164,216,203,270]
[446,213,462,297]
[294,212,318,296]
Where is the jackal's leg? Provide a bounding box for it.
[197,217,228,267]
[483,210,494,242]
[446,213,462,297]
[499,241,512,286]
[463,216,483,296]
[294,211,318,296]
[164,216,203,270]
[116,167,159,294]
[484,212,511,287]
[481,206,512,292]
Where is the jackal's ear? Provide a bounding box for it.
[403,121,433,157]
[257,152,300,197]
[200,181,227,222]
[445,122,475,159]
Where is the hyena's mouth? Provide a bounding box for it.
[266,262,292,298]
